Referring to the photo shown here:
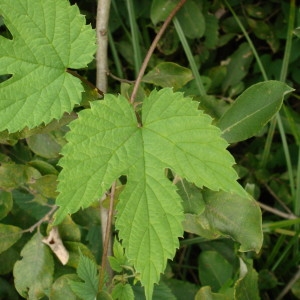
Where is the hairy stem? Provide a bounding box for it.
[130,0,187,104]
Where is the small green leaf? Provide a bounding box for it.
[55,88,246,299]
[0,163,41,191]
[142,62,193,90]
[176,0,205,39]
[28,174,58,199]
[204,14,219,49]
[202,190,262,253]
[0,191,13,220]
[198,251,233,292]
[56,215,82,242]
[69,252,99,300]
[0,224,22,254]
[164,279,198,299]
[132,281,177,300]
[13,190,50,221]
[176,179,205,214]
[26,133,62,159]
[234,258,260,300]
[13,232,54,299]
[150,0,177,25]
[112,283,135,300]
[195,286,233,300]
[65,241,95,269]
[0,0,96,132]
[218,81,294,143]
[108,239,129,273]
[28,160,59,176]
[50,274,81,300]
[221,43,253,93]
[183,213,220,240]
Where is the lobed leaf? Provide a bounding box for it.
[55,88,246,299]
[0,0,96,132]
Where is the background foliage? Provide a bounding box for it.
[0,0,300,299]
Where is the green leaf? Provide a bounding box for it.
[0,224,22,254]
[69,251,99,300]
[65,241,95,269]
[13,232,54,299]
[0,0,96,132]
[176,179,205,214]
[204,14,219,49]
[112,283,135,300]
[0,163,41,191]
[164,278,198,299]
[142,62,193,90]
[54,88,246,299]
[26,133,63,159]
[132,281,177,300]
[221,43,253,93]
[183,213,220,240]
[195,286,233,300]
[56,215,82,242]
[234,258,260,300]
[108,239,129,273]
[198,251,233,292]
[201,190,263,253]
[184,190,263,253]
[218,81,294,143]
[0,190,13,220]
[28,160,59,176]
[150,0,177,25]
[28,174,58,199]
[176,0,205,39]
[50,274,81,300]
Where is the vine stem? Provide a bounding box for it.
[96,0,113,285]
[99,181,116,291]
[22,205,57,233]
[129,0,187,104]
[96,0,111,92]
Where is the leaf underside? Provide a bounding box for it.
[54,88,245,299]
[0,0,96,132]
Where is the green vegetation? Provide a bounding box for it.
[0,0,299,299]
